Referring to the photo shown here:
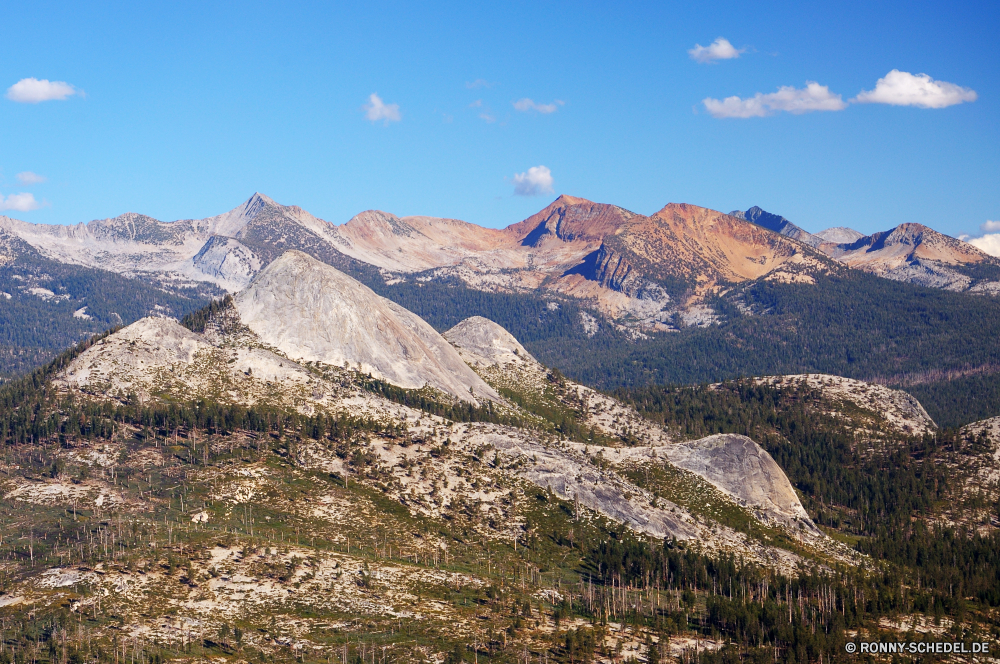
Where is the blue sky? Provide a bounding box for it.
[1,0,997,240]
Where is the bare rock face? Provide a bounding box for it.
[663,434,820,534]
[482,433,698,541]
[234,250,501,404]
[191,236,262,290]
[960,417,1000,485]
[55,316,335,410]
[443,316,539,368]
[60,317,210,388]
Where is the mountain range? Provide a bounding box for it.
[4,193,998,322]
[4,193,1000,426]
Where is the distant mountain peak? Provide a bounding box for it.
[729,206,822,248]
[814,226,863,244]
[243,191,275,214]
[505,195,635,246]
[551,193,592,206]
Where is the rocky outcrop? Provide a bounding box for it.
[54,316,335,410]
[443,316,538,367]
[191,236,262,290]
[758,374,936,435]
[590,243,643,295]
[662,434,820,533]
[483,432,699,540]
[234,251,501,404]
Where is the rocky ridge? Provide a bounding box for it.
[0,194,839,332]
[820,222,999,291]
[731,206,823,248]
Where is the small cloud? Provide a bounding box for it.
[16,171,46,185]
[513,98,564,114]
[689,37,744,63]
[468,99,482,108]
[703,81,846,118]
[512,166,554,196]
[962,222,1000,256]
[6,78,80,103]
[853,70,977,108]
[363,93,401,124]
[968,233,1000,257]
[0,193,42,212]
[479,112,496,123]
[466,79,494,89]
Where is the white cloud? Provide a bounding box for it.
[6,78,80,103]
[363,93,401,124]
[688,38,743,63]
[466,79,494,89]
[513,98,563,114]
[512,166,554,196]
[703,81,847,118]
[853,70,977,108]
[468,99,482,108]
[961,222,1000,256]
[479,113,496,123]
[16,171,46,185]
[968,234,1000,257]
[0,193,42,212]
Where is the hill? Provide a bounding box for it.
[1,290,998,661]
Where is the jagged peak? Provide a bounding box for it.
[247,191,276,206]
[237,192,273,219]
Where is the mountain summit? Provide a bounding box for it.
[731,206,822,248]
[822,222,999,291]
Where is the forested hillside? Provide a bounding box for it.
[618,379,1000,608]
[363,271,1000,426]
[0,330,997,664]
[0,250,213,379]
